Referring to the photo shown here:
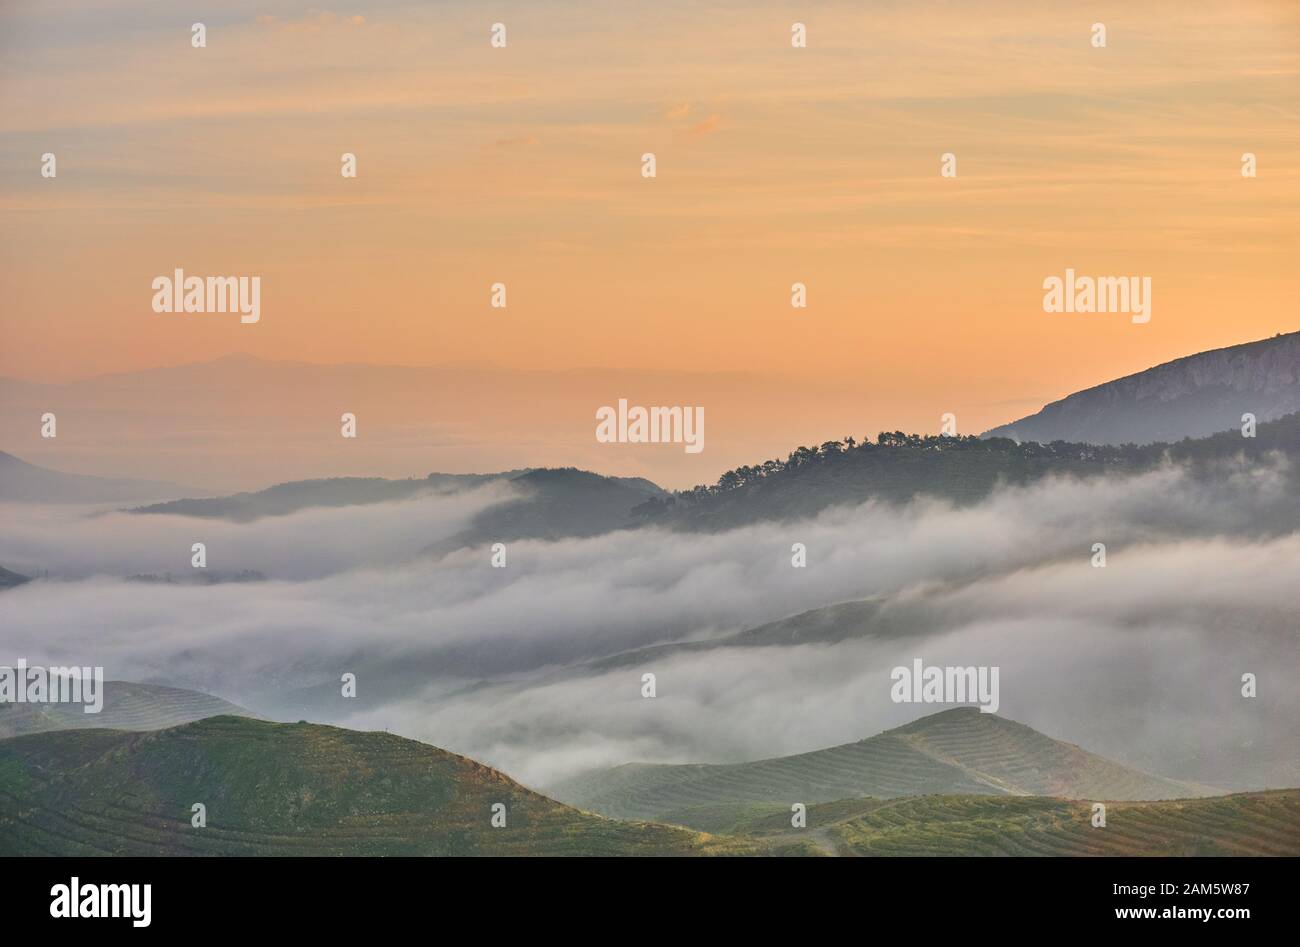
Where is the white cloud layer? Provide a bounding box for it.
[1,460,1296,791]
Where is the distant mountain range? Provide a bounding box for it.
[10,332,1299,519]
[984,331,1300,445]
[549,708,1209,826]
[5,332,1298,500]
[0,449,195,504]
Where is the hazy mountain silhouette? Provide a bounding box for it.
[131,471,527,522]
[0,450,195,504]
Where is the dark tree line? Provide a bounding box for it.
[659,416,1300,505]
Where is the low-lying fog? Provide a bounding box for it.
[2,459,1295,791]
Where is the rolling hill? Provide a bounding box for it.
[0,681,258,739]
[984,331,1300,445]
[0,716,770,856]
[709,791,1300,856]
[549,708,1207,824]
[1,714,1287,857]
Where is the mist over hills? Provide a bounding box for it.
[984,331,1300,445]
[5,437,1295,792]
[2,332,1297,849]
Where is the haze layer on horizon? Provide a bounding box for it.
[2,0,1298,489]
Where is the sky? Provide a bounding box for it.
[2,0,1299,483]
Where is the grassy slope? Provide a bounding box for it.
[0,716,779,856]
[1,715,1288,856]
[716,791,1300,856]
[550,708,1206,823]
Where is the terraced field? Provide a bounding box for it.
[550,708,1206,823]
[724,791,1300,856]
[0,681,256,739]
[0,716,779,856]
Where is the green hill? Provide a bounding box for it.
[0,681,257,739]
[715,791,1300,856]
[549,708,1207,824]
[0,716,768,856]
[1,714,1285,857]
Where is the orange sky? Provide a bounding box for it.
[2,0,1299,463]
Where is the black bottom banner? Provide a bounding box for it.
[1,856,1289,934]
